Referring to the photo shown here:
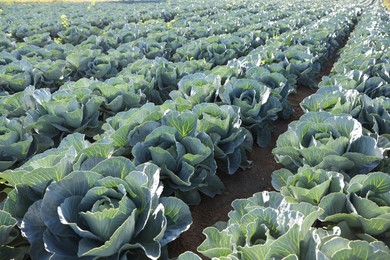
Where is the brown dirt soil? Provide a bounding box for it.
[168,86,316,258]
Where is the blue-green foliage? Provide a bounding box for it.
[1,134,191,259]
[0,0,388,258]
[20,160,191,259]
[273,112,385,175]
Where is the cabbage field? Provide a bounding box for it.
[0,0,389,259]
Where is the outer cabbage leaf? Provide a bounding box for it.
[315,235,390,259]
[0,210,29,260]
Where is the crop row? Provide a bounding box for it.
[0,0,361,173]
[182,1,390,259]
[0,0,341,94]
[0,0,385,259]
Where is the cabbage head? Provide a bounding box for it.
[319,172,390,242]
[0,117,34,171]
[273,112,384,175]
[0,60,32,93]
[20,159,192,259]
[169,73,221,110]
[0,210,29,259]
[197,191,323,259]
[219,78,282,147]
[272,166,346,205]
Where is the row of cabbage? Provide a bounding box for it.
[0,0,374,259]
[1,2,362,185]
[0,1,361,173]
[181,2,390,259]
[1,0,351,94]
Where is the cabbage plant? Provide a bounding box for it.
[23,32,52,47]
[0,210,29,259]
[58,26,90,45]
[301,86,390,137]
[62,78,147,119]
[273,112,384,175]
[320,74,390,98]
[192,103,253,174]
[197,191,324,259]
[0,60,32,93]
[25,87,104,143]
[272,166,346,205]
[132,124,223,205]
[169,73,221,110]
[207,42,237,65]
[11,45,50,63]
[32,59,70,90]
[283,45,321,88]
[0,86,38,118]
[20,159,192,259]
[96,102,171,154]
[0,117,34,171]
[65,49,118,80]
[245,66,294,119]
[319,171,390,242]
[300,86,361,116]
[107,45,144,70]
[219,78,282,147]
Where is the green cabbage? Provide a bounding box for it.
[20,160,191,259]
